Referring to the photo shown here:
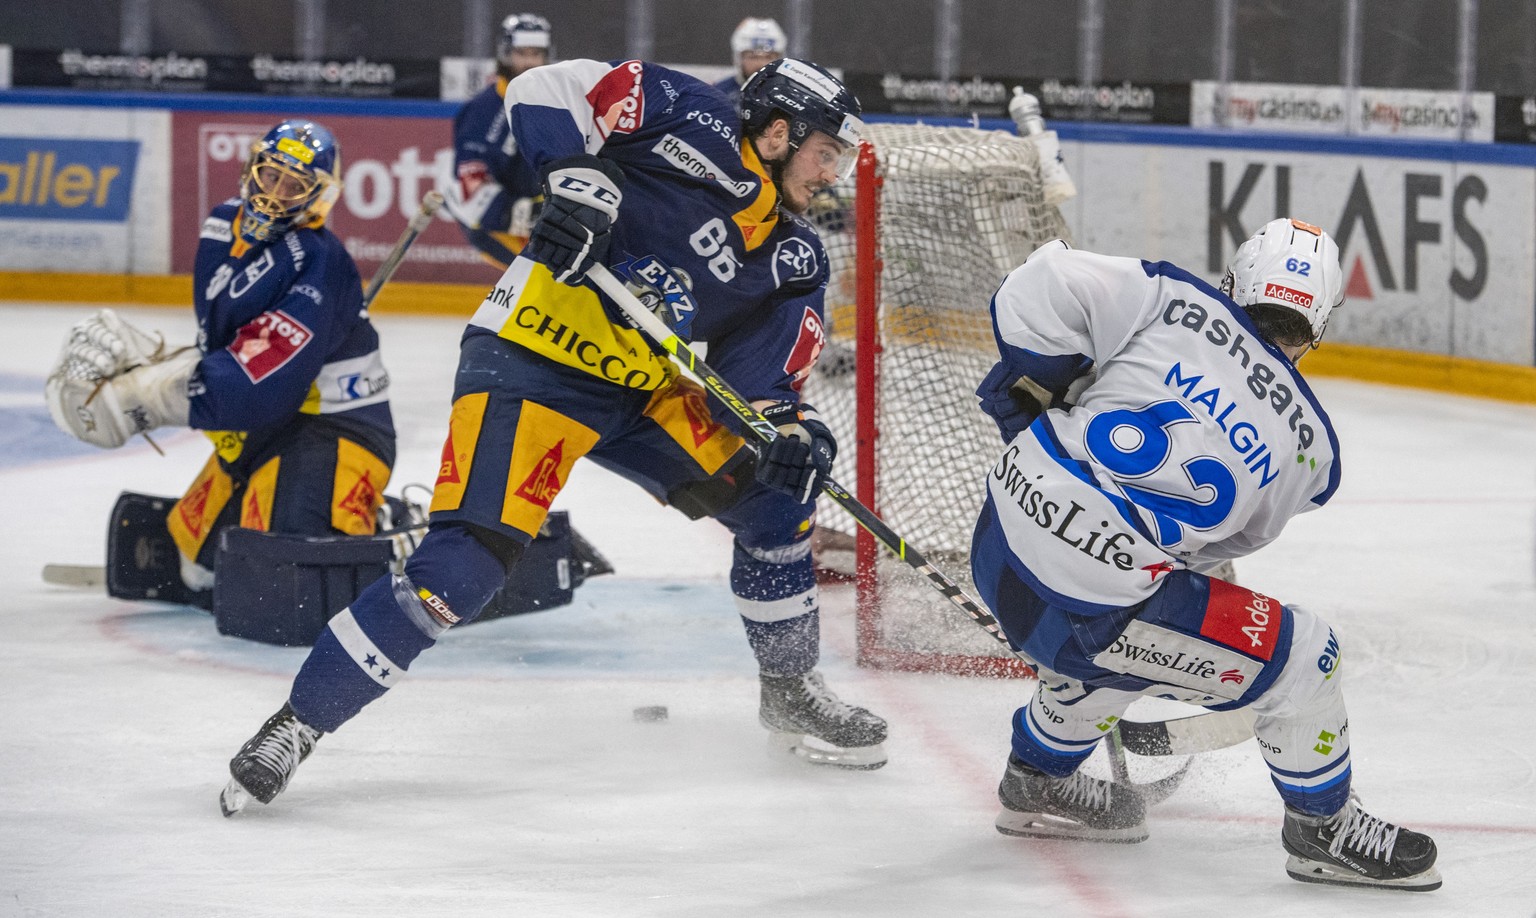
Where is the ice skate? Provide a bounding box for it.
[759,670,888,770]
[1282,797,1441,891]
[219,703,321,817]
[995,754,1148,843]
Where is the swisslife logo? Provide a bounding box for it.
[0,137,138,221]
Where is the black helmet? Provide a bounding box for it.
[740,58,864,153]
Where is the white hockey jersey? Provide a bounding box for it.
[981,242,1340,613]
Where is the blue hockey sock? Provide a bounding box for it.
[290,575,436,733]
[730,539,820,675]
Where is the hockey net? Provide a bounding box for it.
[804,122,1072,678]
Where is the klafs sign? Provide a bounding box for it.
[1071,140,1535,365]
[171,112,496,284]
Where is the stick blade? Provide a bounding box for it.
[1119,708,1256,757]
[42,564,107,590]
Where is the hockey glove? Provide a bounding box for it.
[55,308,169,382]
[754,401,837,504]
[526,154,624,285]
[46,348,197,449]
[976,361,1055,443]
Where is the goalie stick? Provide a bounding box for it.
[362,190,443,309]
[586,264,1251,779]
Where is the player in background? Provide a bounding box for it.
[440,13,552,270]
[47,120,396,596]
[969,220,1439,891]
[219,57,889,816]
[713,17,787,107]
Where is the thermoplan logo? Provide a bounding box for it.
[0,137,138,221]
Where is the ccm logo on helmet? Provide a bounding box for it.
[1263,282,1314,310]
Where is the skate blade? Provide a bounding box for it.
[994,808,1149,844]
[219,778,253,818]
[766,731,888,770]
[1284,856,1443,891]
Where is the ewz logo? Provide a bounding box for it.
[0,137,138,221]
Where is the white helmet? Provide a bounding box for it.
[1221,217,1343,347]
[732,17,788,57]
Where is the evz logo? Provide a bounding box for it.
[629,255,699,338]
[229,248,277,299]
[771,237,818,287]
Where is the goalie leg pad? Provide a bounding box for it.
[212,527,395,646]
[105,491,209,608]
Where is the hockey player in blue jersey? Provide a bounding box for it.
[440,13,552,270]
[219,57,889,816]
[971,220,1440,891]
[712,17,787,107]
[47,120,395,595]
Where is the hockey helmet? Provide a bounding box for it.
[1221,217,1343,347]
[498,13,552,67]
[731,17,787,58]
[238,120,341,244]
[740,58,863,176]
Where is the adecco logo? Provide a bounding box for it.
[200,126,452,222]
[1262,282,1314,309]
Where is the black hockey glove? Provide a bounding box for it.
[526,154,624,285]
[754,401,837,504]
[976,361,1049,443]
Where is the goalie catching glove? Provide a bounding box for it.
[754,401,836,504]
[45,309,197,449]
[526,154,623,285]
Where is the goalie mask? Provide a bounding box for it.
[1221,217,1344,348]
[238,120,342,245]
[740,58,864,181]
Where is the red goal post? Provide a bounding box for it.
[804,121,1073,679]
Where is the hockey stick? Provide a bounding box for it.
[588,263,1254,762]
[589,264,1223,799]
[361,190,444,309]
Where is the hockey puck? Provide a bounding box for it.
[633,705,669,723]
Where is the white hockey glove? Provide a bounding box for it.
[526,154,623,285]
[53,308,170,382]
[754,401,837,504]
[46,347,197,449]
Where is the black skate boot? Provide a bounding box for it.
[219,702,322,817]
[995,754,1148,843]
[760,670,888,770]
[1282,798,1441,891]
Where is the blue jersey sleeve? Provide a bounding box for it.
[188,242,355,432]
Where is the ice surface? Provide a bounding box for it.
[2,304,1533,916]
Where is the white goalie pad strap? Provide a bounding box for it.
[329,606,404,687]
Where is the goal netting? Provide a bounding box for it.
[803,122,1073,678]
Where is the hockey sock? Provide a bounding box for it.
[1010,682,1136,777]
[1249,605,1353,816]
[289,525,509,733]
[730,539,819,675]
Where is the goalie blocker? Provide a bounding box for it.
[103,491,610,646]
